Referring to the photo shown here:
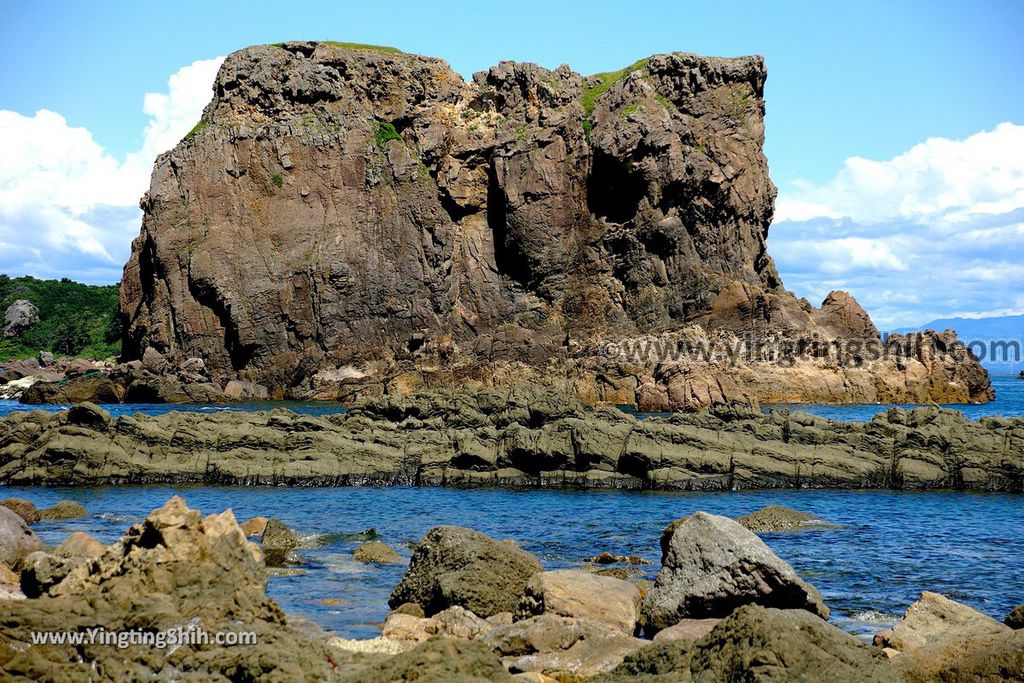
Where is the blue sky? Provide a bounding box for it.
[2,0,1023,328]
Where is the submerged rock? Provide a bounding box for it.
[583,552,652,565]
[643,511,829,631]
[353,541,402,564]
[736,504,836,532]
[389,526,542,618]
[37,500,86,520]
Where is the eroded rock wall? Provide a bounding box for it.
[119,42,991,405]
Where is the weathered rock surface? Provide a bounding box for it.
[1006,604,1024,629]
[643,512,829,631]
[0,496,337,679]
[0,506,44,566]
[390,525,542,617]
[484,613,646,679]
[737,504,836,532]
[602,605,898,682]
[877,592,1023,682]
[116,41,992,410]
[650,618,720,643]
[1,386,1021,490]
[3,300,38,338]
[336,637,515,683]
[518,569,642,634]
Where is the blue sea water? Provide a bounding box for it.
[4,485,1021,641]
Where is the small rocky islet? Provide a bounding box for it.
[0,496,1020,681]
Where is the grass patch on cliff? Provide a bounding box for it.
[0,275,121,361]
[320,41,402,54]
[271,173,284,188]
[375,121,401,148]
[184,121,207,141]
[582,58,649,116]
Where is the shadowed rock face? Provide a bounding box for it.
[119,42,991,406]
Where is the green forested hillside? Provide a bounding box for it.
[0,275,121,362]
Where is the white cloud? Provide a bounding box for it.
[0,56,224,283]
[775,122,1024,225]
[770,123,1024,329]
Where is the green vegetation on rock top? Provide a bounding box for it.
[582,58,650,116]
[318,41,403,53]
[0,275,120,361]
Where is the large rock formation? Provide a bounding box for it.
[1,387,1021,490]
[119,41,992,408]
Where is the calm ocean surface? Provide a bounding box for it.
[3,486,1021,640]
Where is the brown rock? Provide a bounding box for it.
[1006,604,1024,629]
[0,498,39,524]
[55,531,105,559]
[115,42,988,408]
[240,516,269,536]
[517,569,642,634]
[651,618,721,643]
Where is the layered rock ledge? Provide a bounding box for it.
[1,387,1020,490]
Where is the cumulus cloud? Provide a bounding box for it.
[0,56,223,283]
[769,122,1024,329]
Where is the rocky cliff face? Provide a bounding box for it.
[120,41,991,406]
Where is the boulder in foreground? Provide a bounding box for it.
[877,591,1022,682]
[0,505,44,566]
[517,569,642,635]
[606,605,897,682]
[389,526,542,618]
[0,496,335,679]
[643,511,829,631]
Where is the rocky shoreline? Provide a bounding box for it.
[1,497,1020,680]
[1,385,1021,490]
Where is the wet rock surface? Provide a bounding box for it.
[1,386,1021,490]
[737,504,837,532]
